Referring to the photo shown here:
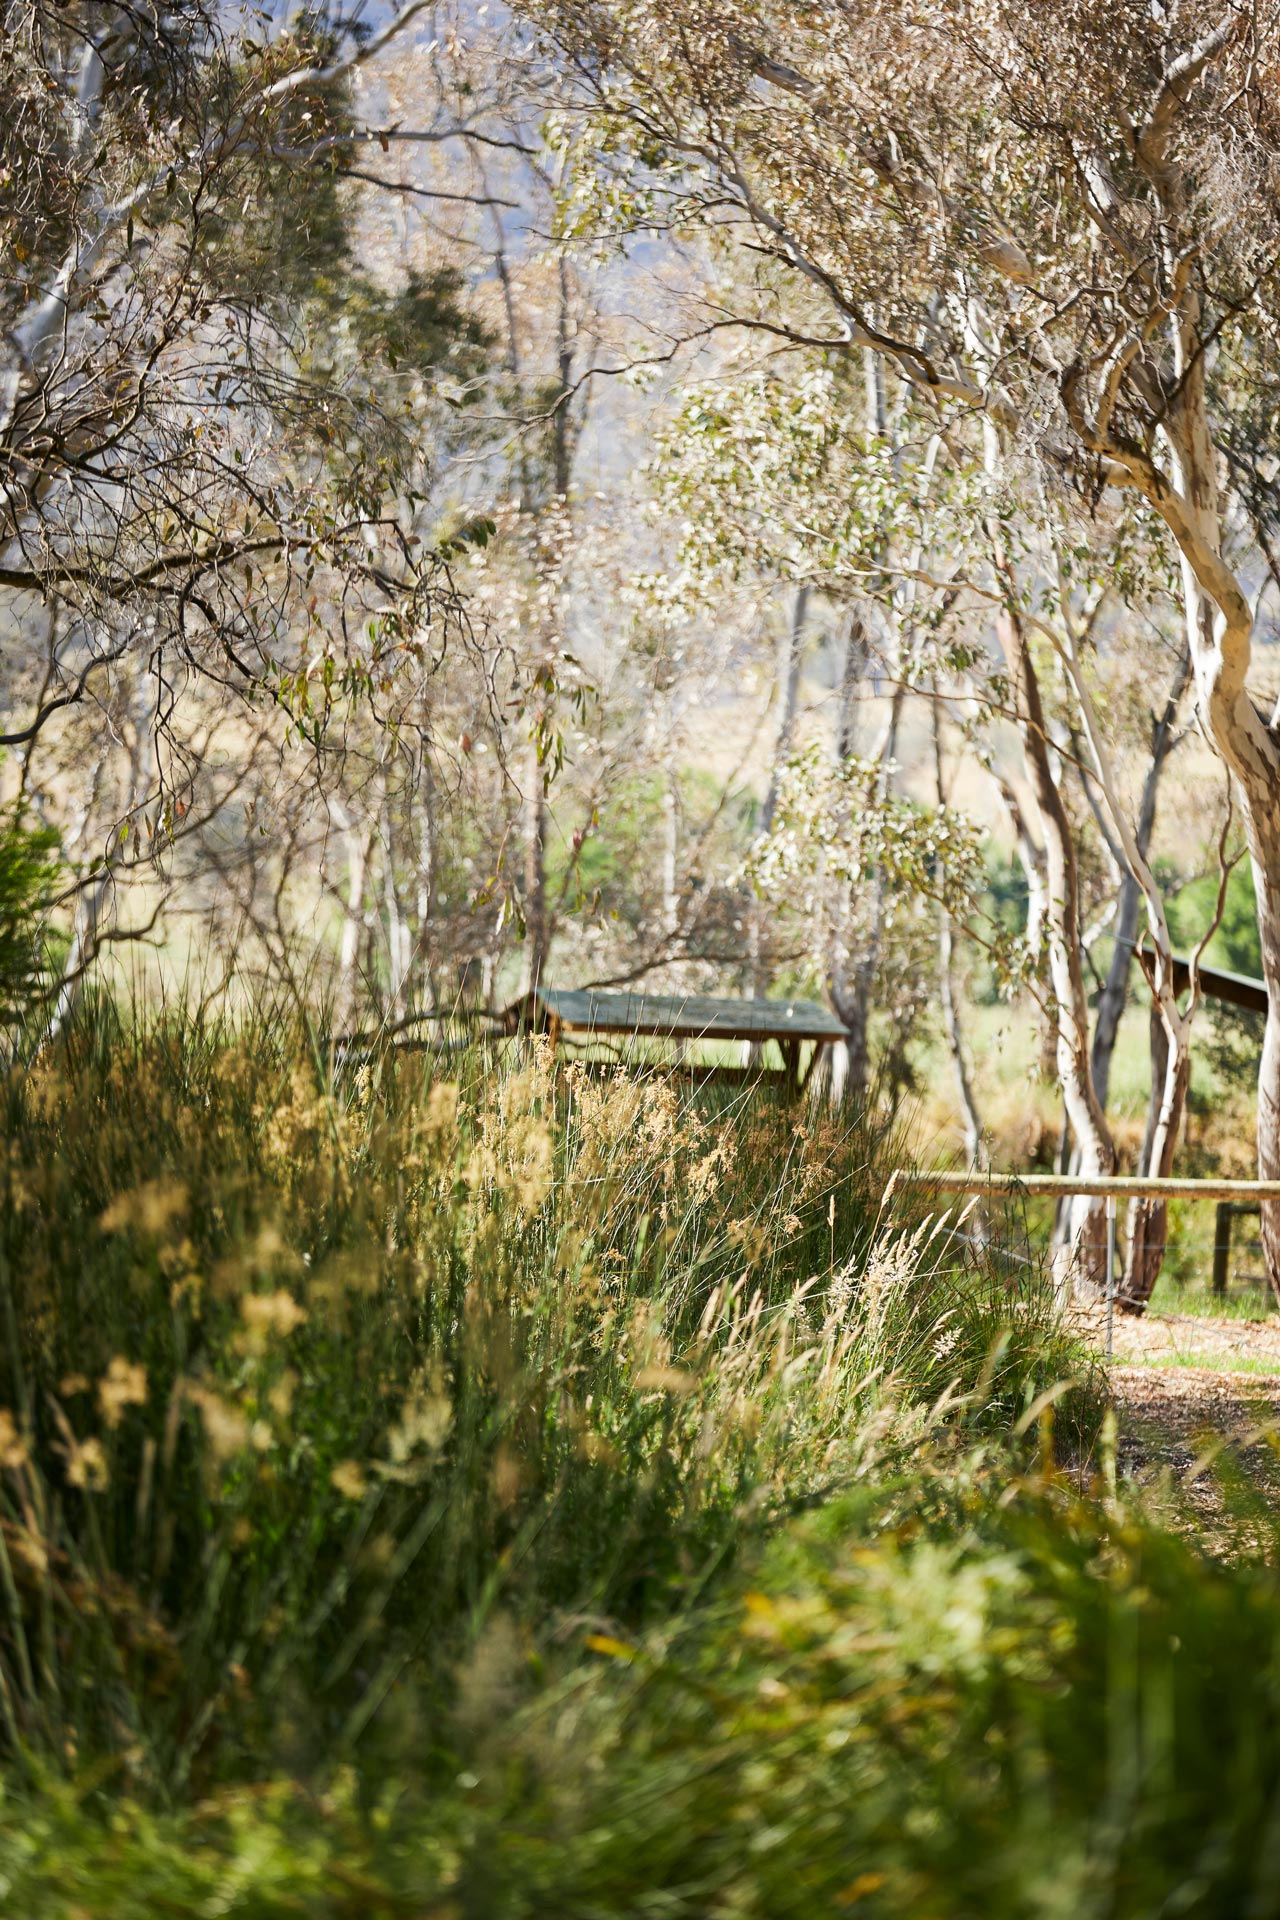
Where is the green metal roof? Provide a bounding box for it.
[1163,950,1268,1015]
[527,988,847,1043]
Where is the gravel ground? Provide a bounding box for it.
[1103,1305,1280,1372]
[1071,1304,1280,1550]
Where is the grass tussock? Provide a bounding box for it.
[9,1439,1280,1917]
[30,1006,1280,1917]
[0,1006,1087,1801]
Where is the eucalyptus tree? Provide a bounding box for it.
[653,355,953,1101]
[0,0,505,1007]
[528,0,1280,1285]
[0,0,454,637]
[654,343,1221,1295]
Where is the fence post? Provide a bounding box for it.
[1212,1202,1233,1295]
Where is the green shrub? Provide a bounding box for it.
[478,1451,1280,1919]
[0,808,58,1050]
[7,1441,1280,1918]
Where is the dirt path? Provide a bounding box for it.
[1072,1304,1280,1549]
[1101,1305,1280,1373]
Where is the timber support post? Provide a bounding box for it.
[1213,1202,1233,1296]
[1211,1202,1262,1295]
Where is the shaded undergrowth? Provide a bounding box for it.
[0,1002,1153,1913]
[0,1004,1086,1792]
[10,1438,1280,1917]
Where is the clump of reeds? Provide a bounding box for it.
[0,1002,1091,1802]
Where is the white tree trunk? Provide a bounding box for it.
[997,603,1115,1296]
[1148,342,1280,1296]
[1041,575,1204,1308]
[745,585,808,1061]
[332,800,374,1014]
[1090,647,1190,1112]
[1119,1000,1190,1310]
[413,747,437,1014]
[932,702,985,1170]
[379,785,411,1020]
[828,627,903,1108]
[523,740,549,996]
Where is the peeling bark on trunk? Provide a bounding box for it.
[1090,869,1141,1112]
[1155,369,1280,1298]
[828,609,902,1107]
[1046,578,1202,1309]
[933,701,986,1169]
[827,992,870,1108]
[1117,1000,1188,1310]
[746,587,808,1062]
[998,603,1116,1295]
[1090,648,1190,1113]
[523,739,549,997]
[1247,820,1280,1300]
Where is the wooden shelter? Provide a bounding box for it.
[1165,953,1268,1014]
[1130,937,1267,1013]
[504,987,848,1092]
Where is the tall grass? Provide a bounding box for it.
[9,1435,1280,1917]
[7,1007,1280,1917]
[0,1003,1088,1801]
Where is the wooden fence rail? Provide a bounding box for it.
[888,1171,1280,1202]
[888,1169,1280,1357]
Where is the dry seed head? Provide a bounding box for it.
[159,1237,199,1279]
[635,1365,697,1395]
[330,1460,368,1501]
[240,1289,308,1340]
[492,1443,524,1509]
[0,1409,28,1471]
[507,1117,553,1212]
[98,1357,148,1429]
[9,1525,47,1577]
[212,1223,301,1298]
[268,1369,298,1420]
[387,1371,453,1470]
[99,1179,188,1239]
[182,1383,251,1462]
[688,1146,726,1202]
[308,1247,381,1303]
[24,1060,64,1120]
[424,1080,460,1138]
[65,1436,109,1491]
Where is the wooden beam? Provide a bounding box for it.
[1139,945,1268,1014]
[890,1170,1280,1201]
